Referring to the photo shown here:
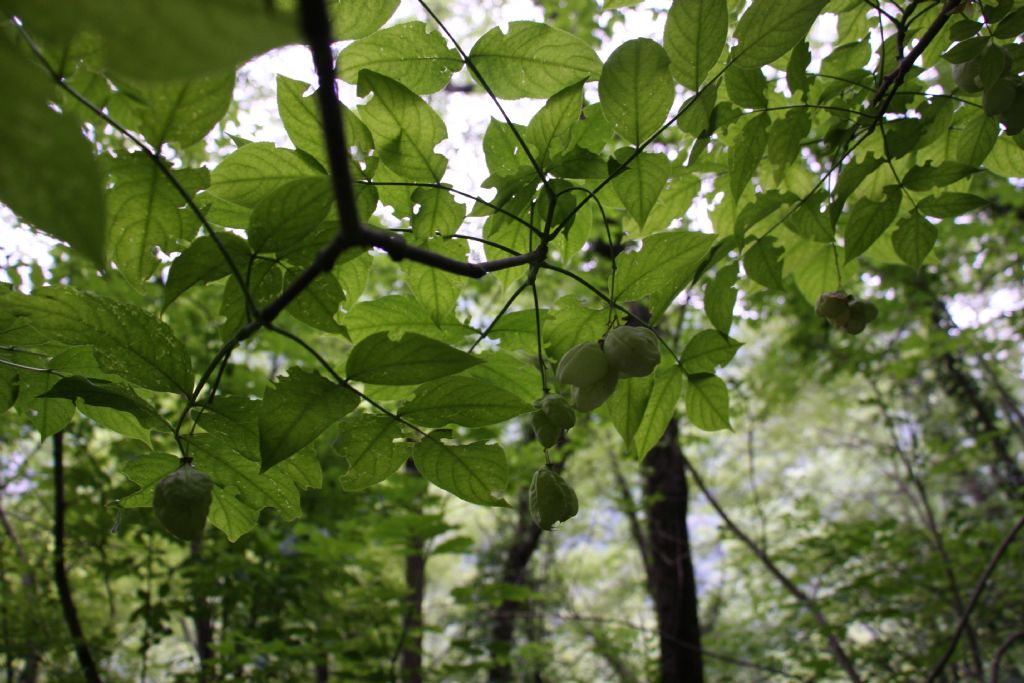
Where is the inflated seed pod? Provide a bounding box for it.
[556,341,609,387]
[153,462,213,541]
[603,326,660,378]
[528,466,579,530]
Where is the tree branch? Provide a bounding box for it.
[927,509,1024,682]
[991,630,1024,683]
[680,452,864,683]
[869,0,962,111]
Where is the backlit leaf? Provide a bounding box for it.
[664,0,727,91]
[413,438,509,506]
[469,21,601,99]
[346,332,481,385]
[258,369,359,471]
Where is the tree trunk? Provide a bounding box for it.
[909,273,1024,500]
[488,486,544,683]
[401,460,425,683]
[643,419,704,683]
[189,537,214,682]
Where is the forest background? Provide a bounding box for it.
[0,0,1023,681]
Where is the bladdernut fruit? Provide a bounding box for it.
[603,326,660,378]
[153,462,213,541]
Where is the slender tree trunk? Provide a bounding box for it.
[401,460,425,683]
[315,655,329,683]
[487,455,575,682]
[488,487,544,683]
[189,537,214,682]
[52,432,103,683]
[642,419,704,683]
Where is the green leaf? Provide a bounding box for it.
[114,72,234,148]
[685,373,731,431]
[331,0,401,40]
[844,186,902,262]
[209,143,323,207]
[337,414,412,491]
[207,488,260,542]
[0,366,17,413]
[412,438,509,506]
[704,263,738,334]
[615,230,716,320]
[399,376,531,428]
[725,65,768,109]
[729,113,770,201]
[358,71,448,182]
[460,351,541,405]
[344,295,471,344]
[643,173,702,236]
[107,155,209,281]
[489,309,543,354]
[284,266,346,334]
[4,0,299,80]
[734,0,829,68]
[120,452,180,508]
[249,177,333,254]
[190,434,318,522]
[955,112,999,166]
[346,332,481,385]
[194,397,259,458]
[902,161,979,192]
[610,151,671,232]
[40,377,170,433]
[258,369,359,471]
[0,287,193,395]
[784,203,833,243]
[767,109,811,181]
[277,75,328,165]
[917,192,988,218]
[163,233,251,308]
[664,0,727,91]
[599,39,674,145]
[338,22,462,94]
[786,40,812,92]
[743,237,785,290]
[892,213,937,270]
[403,238,467,325]
[784,240,842,304]
[545,302,607,360]
[14,371,74,439]
[219,261,283,340]
[734,190,795,240]
[681,331,742,375]
[607,366,682,459]
[468,21,602,99]
[831,153,883,220]
[980,137,1024,179]
[0,38,106,266]
[525,82,585,166]
[277,76,378,174]
[411,188,466,240]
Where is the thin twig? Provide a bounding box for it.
[991,630,1024,683]
[927,509,1024,682]
[680,452,864,683]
